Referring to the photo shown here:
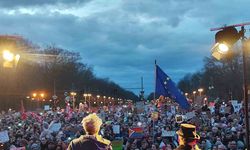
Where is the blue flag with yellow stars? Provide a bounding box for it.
[155,65,190,109]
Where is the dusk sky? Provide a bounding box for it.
[0,0,249,96]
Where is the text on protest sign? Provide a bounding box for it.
[49,123,62,132]
[162,131,176,137]
[185,111,196,120]
[0,130,9,143]
[112,125,120,134]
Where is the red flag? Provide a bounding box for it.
[20,100,27,120]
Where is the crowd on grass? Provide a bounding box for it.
[0,98,247,150]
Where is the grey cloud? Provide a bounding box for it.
[0,0,91,8]
[0,0,249,94]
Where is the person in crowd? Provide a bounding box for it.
[175,124,200,150]
[67,113,112,150]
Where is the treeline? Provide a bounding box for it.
[146,47,250,102]
[0,36,138,111]
[178,47,250,101]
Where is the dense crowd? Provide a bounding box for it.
[0,98,247,150]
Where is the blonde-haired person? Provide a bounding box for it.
[67,113,112,150]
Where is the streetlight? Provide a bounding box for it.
[32,93,37,98]
[87,93,92,110]
[198,88,204,96]
[83,94,88,104]
[70,92,77,110]
[103,96,106,106]
[185,93,188,97]
[193,91,196,104]
[2,50,20,68]
[97,95,100,106]
[210,22,250,149]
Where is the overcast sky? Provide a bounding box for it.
[0,0,249,96]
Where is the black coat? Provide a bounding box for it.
[67,135,112,150]
[175,145,199,150]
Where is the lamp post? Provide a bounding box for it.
[193,91,196,104]
[83,94,88,104]
[210,23,250,149]
[87,93,92,110]
[97,95,100,106]
[103,96,106,106]
[198,88,204,96]
[70,92,77,110]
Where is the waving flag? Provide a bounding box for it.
[155,65,190,109]
[129,128,144,138]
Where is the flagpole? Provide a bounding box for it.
[153,60,157,143]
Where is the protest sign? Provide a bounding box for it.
[162,131,176,137]
[10,147,26,150]
[112,125,120,134]
[0,130,9,143]
[175,115,184,123]
[170,106,176,114]
[44,105,50,111]
[49,123,61,132]
[185,111,196,120]
[136,101,145,113]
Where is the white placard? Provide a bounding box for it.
[231,100,238,105]
[49,123,61,132]
[162,131,176,137]
[44,105,50,111]
[220,106,225,113]
[171,106,176,114]
[233,103,242,112]
[185,111,196,120]
[112,125,120,134]
[209,106,215,113]
[0,130,9,143]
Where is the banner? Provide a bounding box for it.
[49,123,61,132]
[10,147,26,150]
[112,125,120,134]
[0,130,9,143]
[185,111,196,120]
[162,131,176,137]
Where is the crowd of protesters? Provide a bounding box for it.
[0,97,247,150]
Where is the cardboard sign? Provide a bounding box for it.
[185,111,196,120]
[170,106,176,114]
[136,101,145,113]
[49,123,61,132]
[162,131,176,137]
[175,115,184,123]
[44,105,50,111]
[0,130,9,143]
[112,125,120,134]
[220,106,225,113]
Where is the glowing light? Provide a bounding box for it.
[33,93,37,97]
[218,43,229,54]
[3,50,14,61]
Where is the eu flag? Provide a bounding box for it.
[155,65,190,109]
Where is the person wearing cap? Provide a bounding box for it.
[175,124,200,150]
[67,113,112,150]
